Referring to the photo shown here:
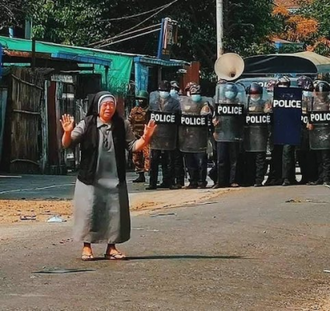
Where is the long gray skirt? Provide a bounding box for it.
[73,179,131,244]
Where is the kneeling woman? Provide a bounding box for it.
[60,91,156,260]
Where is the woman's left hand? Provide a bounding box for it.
[143,120,157,141]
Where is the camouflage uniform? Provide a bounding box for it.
[128,106,150,173]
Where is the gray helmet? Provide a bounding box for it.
[297,76,314,91]
[315,81,330,93]
[189,84,201,95]
[170,80,180,91]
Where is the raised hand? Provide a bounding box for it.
[60,114,75,133]
[143,119,157,141]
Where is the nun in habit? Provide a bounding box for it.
[60,91,156,260]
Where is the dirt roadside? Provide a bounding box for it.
[0,187,238,224]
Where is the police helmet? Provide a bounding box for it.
[189,84,201,95]
[224,83,238,97]
[185,81,198,92]
[170,80,180,91]
[297,76,314,91]
[158,80,171,92]
[315,81,330,93]
[276,75,291,87]
[246,83,263,95]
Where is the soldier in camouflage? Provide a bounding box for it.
[128,90,150,183]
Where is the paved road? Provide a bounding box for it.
[0,172,184,200]
[1,185,330,310]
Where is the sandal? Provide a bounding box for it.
[81,254,94,261]
[104,253,127,260]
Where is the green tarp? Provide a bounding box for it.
[0,36,133,95]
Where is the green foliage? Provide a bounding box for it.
[28,0,104,45]
[299,0,330,40]
[25,0,277,80]
[0,0,26,29]
[314,43,330,56]
[278,44,305,53]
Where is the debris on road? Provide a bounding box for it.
[285,199,327,204]
[34,268,95,274]
[150,212,177,217]
[20,215,36,221]
[47,215,67,223]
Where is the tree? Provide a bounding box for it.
[272,5,319,43]
[299,0,330,39]
[28,0,104,45]
[272,1,330,56]
[26,0,277,79]
[0,0,26,30]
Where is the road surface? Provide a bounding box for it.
[1,184,330,310]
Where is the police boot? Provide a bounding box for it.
[282,179,291,186]
[133,172,145,183]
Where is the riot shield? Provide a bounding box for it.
[244,90,272,152]
[149,91,159,105]
[309,94,330,150]
[297,93,313,151]
[178,96,209,153]
[213,83,246,142]
[272,87,302,146]
[148,92,179,150]
[149,111,177,150]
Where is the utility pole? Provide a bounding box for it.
[216,0,224,58]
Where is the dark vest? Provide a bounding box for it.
[77,113,126,185]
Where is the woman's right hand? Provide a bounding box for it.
[60,114,75,133]
[307,123,314,131]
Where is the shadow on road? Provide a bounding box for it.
[127,255,244,260]
[87,255,245,261]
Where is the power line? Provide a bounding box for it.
[97,28,161,48]
[102,3,170,22]
[88,0,178,47]
[92,23,161,48]
[119,0,177,36]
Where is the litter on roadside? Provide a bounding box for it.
[47,215,67,223]
[20,215,36,221]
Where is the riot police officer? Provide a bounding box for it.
[213,82,246,188]
[296,76,318,184]
[147,80,181,190]
[128,90,150,183]
[308,81,330,186]
[179,84,211,188]
[278,76,298,186]
[170,80,181,100]
[265,76,295,186]
[244,83,271,187]
[170,80,185,187]
[208,79,227,185]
